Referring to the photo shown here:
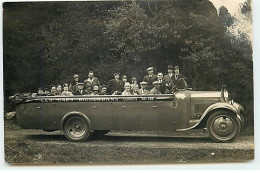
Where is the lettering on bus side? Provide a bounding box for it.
[39,96,170,103]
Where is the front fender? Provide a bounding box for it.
[177,102,240,131]
[61,111,93,132]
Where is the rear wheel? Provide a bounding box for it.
[63,115,91,142]
[207,110,241,143]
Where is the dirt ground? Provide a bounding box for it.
[4,119,254,165]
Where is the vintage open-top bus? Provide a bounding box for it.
[12,86,244,143]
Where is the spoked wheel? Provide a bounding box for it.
[63,115,91,142]
[207,110,241,143]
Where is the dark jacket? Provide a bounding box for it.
[158,79,167,94]
[143,74,157,91]
[69,81,78,92]
[172,73,188,89]
[73,89,87,95]
[108,79,123,95]
[84,77,101,89]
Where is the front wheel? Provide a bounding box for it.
[63,115,91,142]
[207,110,241,143]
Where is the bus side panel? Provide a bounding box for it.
[109,101,176,131]
[54,102,113,130]
[16,103,55,129]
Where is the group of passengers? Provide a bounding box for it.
[37,65,188,96]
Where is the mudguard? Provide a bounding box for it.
[177,102,243,131]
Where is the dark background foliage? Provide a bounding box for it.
[3,0,253,133]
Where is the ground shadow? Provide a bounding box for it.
[26,133,212,143]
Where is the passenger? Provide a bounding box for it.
[99,85,108,95]
[37,87,44,96]
[150,81,161,94]
[173,66,188,90]
[61,83,74,96]
[84,71,101,89]
[91,86,99,95]
[163,65,174,93]
[157,72,167,94]
[56,84,63,96]
[107,72,123,95]
[49,86,58,96]
[85,84,92,95]
[44,88,50,96]
[132,85,139,95]
[69,74,80,92]
[120,75,128,89]
[121,82,133,96]
[73,83,86,95]
[130,77,139,92]
[137,82,150,95]
[143,67,157,91]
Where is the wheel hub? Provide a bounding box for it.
[212,116,234,137]
[65,117,87,139]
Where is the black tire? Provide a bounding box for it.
[239,114,245,131]
[63,115,91,142]
[207,110,241,143]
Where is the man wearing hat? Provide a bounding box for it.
[99,85,108,95]
[122,82,133,96]
[69,74,80,92]
[150,81,162,94]
[91,86,100,95]
[85,84,93,95]
[120,75,128,90]
[56,84,63,96]
[37,87,44,96]
[73,83,86,95]
[84,71,101,90]
[107,72,123,95]
[138,82,150,95]
[173,66,188,90]
[61,83,74,96]
[157,72,167,94]
[143,67,157,91]
[163,65,174,93]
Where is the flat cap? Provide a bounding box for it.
[174,66,179,70]
[101,85,107,89]
[77,82,84,86]
[153,81,160,85]
[167,65,173,69]
[146,67,153,71]
[93,86,99,91]
[140,81,148,85]
[74,74,79,78]
[114,72,120,76]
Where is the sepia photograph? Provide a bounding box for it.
[2,0,254,165]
